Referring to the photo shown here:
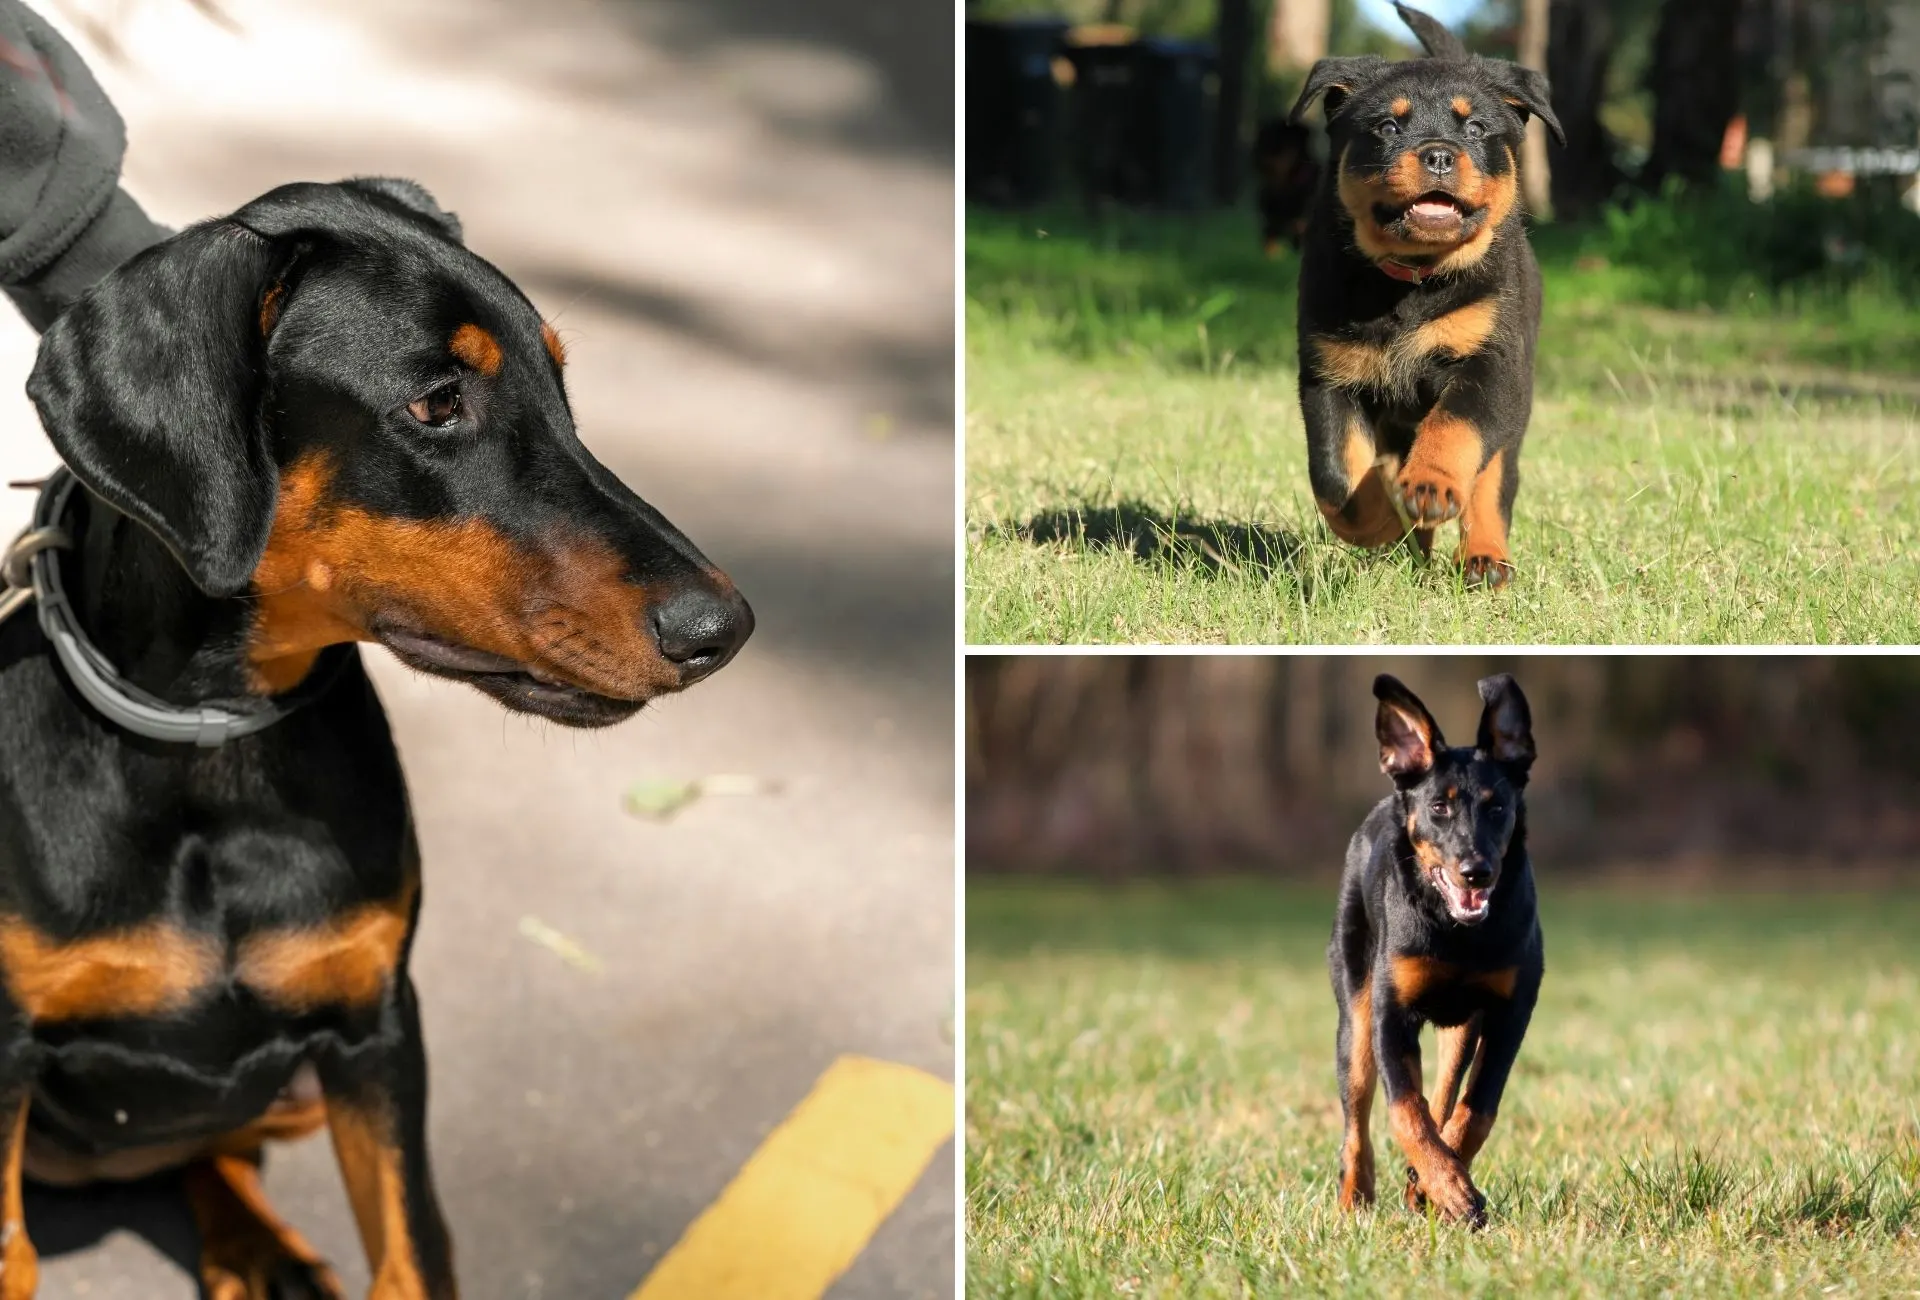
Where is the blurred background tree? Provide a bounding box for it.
[968,657,1920,877]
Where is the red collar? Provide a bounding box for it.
[1376,258,1435,284]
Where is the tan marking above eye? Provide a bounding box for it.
[1391,96,1411,117]
[1452,96,1473,117]
[448,323,502,377]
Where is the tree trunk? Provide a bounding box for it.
[1547,0,1624,216]
[1518,0,1553,218]
[1645,0,1748,191]
[1215,0,1255,204]
[1268,0,1331,72]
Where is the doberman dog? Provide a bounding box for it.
[1329,673,1541,1228]
[0,178,752,1296]
[1289,4,1564,587]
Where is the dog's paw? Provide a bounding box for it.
[1405,1163,1488,1229]
[1338,1155,1377,1210]
[1396,468,1467,525]
[1460,546,1514,588]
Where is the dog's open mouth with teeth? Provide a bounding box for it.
[1430,865,1493,924]
[1376,191,1479,242]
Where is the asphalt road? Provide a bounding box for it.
[0,0,954,1295]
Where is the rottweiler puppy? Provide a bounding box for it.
[1328,673,1542,1227]
[1252,118,1322,256]
[1289,4,1564,586]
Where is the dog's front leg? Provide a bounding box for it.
[1395,349,1527,587]
[1301,380,1408,548]
[0,1085,36,1300]
[1438,971,1540,1174]
[1374,989,1486,1227]
[317,976,456,1299]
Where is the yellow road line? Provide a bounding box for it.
[630,1054,955,1300]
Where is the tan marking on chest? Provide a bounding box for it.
[1411,298,1500,360]
[1392,955,1519,1004]
[1312,295,1499,398]
[0,921,221,1022]
[235,894,414,1013]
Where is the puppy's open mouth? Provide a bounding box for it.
[1378,192,1475,238]
[1432,868,1492,924]
[375,625,644,728]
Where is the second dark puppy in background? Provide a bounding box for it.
[1252,119,1321,255]
[1329,674,1542,1228]
[1289,4,1564,587]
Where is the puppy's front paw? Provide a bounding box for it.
[1396,468,1467,525]
[1460,544,1514,588]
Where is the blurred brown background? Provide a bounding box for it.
[968,655,1920,876]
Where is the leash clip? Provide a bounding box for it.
[0,523,70,628]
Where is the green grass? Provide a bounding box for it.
[967,879,1920,1297]
[965,205,1920,643]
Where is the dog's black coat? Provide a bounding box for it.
[1327,673,1542,1228]
[0,177,752,1294]
[1289,3,1564,587]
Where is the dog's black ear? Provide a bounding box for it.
[1484,63,1566,147]
[1476,674,1536,773]
[341,176,464,244]
[27,221,289,597]
[1375,674,1444,783]
[1289,55,1389,125]
[1394,3,1469,60]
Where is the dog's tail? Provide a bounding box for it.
[1393,3,1470,61]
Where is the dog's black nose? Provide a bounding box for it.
[1458,858,1493,887]
[651,585,754,683]
[1421,145,1456,175]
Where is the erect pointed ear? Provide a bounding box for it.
[1485,62,1566,146]
[1289,55,1389,125]
[340,176,464,245]
[1475,674,1536,775]
[26,220,295,597]
[1375,674,1444,784]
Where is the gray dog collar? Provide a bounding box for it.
[0,469,347,746]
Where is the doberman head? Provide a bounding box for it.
[26,177,752,729]
[1373,673,1534,925]
[1289,2,1563,273]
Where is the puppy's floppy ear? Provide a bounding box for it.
[26,221,291,597]
[340,176,464,244]
[1375,674,1444,784]
[1475,674,1536,775]
[1289,55,1389,125]
[1484,63,1565,147]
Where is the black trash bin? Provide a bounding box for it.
[966,18,1070,206]
[1062,39,1146,205]
[1133,38,1215,210]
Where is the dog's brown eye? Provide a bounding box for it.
[1465,120,1486,140]
[1380,119,1402,136]
[407,385,464,428]
[1428,798,1452,816]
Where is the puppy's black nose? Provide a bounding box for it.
[1458,858,1493,888]
[1421,145,1456,175]
[651,585,754,684]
